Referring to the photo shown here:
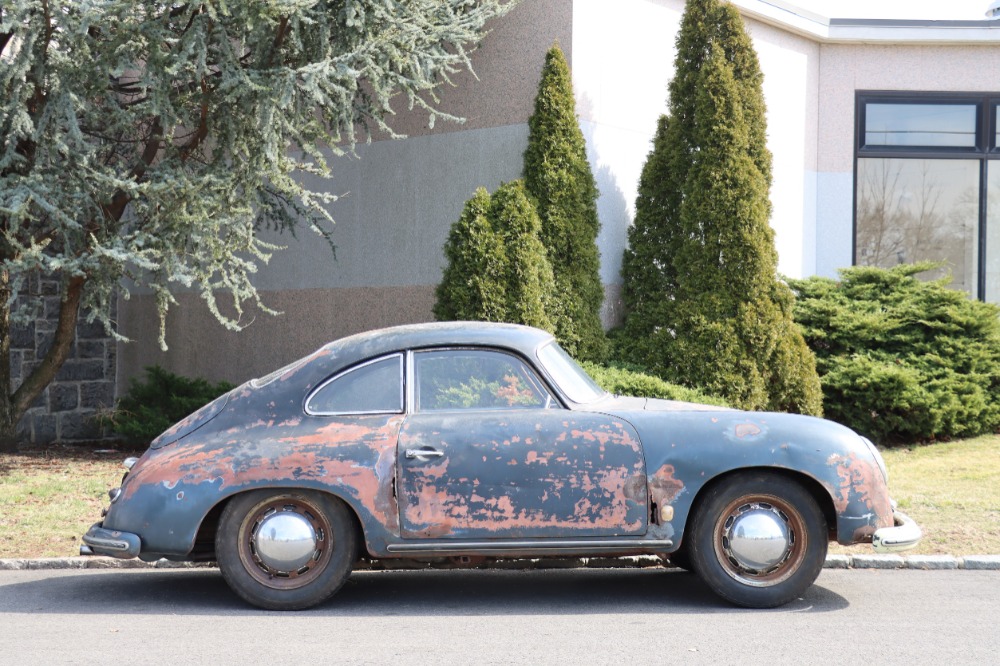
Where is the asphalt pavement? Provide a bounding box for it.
[0,567,997,664]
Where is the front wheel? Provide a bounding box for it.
[687,472,827,608]
[216,490,357,610]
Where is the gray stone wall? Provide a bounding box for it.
[10,275,117,444]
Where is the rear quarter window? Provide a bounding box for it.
[305,354,404,415]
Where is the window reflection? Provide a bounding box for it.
[856,158,979,294]
[986,165,1000,302]
[306,355,403,414]
[865,103,976,148]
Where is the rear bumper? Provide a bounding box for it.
[80,522,141,559]
[872,510,922,553]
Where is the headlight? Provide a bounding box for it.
[861,436,888,484]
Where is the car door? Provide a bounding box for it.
[396,348,648,540]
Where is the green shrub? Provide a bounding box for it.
[581,361,728,407]
[108,366,235,446]
[434,181,555,332]
[434,188,508,322]
[789,263,1000,444]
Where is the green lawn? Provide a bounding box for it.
[1,436,998,559]
[0,449,125,558]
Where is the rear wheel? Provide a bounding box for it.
[216,490,356,610]
[688,472,827,608]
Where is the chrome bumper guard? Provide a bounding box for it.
[80,522,141,559]
[872,510,922,553]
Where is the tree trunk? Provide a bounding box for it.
[0,273,86,453]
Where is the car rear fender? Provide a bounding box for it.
[103,415,407,557]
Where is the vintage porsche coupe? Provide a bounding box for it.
[82,322,920,610]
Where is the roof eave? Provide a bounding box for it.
[730,0,1000,45]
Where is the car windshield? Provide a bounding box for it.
[536,342,606,404]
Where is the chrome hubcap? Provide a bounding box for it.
[252,507,320,574]
[722,502,792,574]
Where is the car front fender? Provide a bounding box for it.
[606,410,893,547]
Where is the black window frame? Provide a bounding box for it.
[854,91,1000,300]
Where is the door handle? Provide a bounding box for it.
[405,448,445,460]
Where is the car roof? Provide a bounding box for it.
[319,321,556,366]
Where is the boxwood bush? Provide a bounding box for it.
[107,366,235,446]
[581,361,728,407]
[788,263,1000,444]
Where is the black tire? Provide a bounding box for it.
[216,490,357,610]
[664,544,693,571]
[687,471,827,608]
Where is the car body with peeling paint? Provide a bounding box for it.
[82,322,920,609]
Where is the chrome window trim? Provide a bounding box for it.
[410,346,562,414]
[304,353,405,416]
[406,350,416,415]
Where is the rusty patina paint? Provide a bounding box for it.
[396,412,647,539]
[734,423,762,439]
[827,452,893,540]
[648,464,685,514]
[117,415,405,553]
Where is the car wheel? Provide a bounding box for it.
[216,490,356,610]
[687,471,827,608]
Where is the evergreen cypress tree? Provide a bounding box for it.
[524,45,607,360]
[618,0,821,415]
[434,181,554,333]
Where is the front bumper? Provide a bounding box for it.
[872,510,922,553]
[80,522,141,559]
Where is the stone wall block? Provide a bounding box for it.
[34,331,54,360]
[12,271,122,444]
[32,414,57,442]
[38,279,60,296]
[80,381,115,410]
[55,359,105,382]
[10,321,34,349]
[77,340,107,360]
[50,384,80,412]
[59,412,102,440]
[77,319,109,340]
[44,296,63,319]
[10,351,22,388]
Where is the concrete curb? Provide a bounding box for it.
[1,554,999,571]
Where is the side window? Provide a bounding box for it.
[305,354,403,415]
[415,349,555,411]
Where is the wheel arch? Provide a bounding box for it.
[678,466,838,549]
[193,485,368,561]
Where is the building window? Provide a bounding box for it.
[855,92,1000,300]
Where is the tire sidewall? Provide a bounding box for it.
[216,489,357,610]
